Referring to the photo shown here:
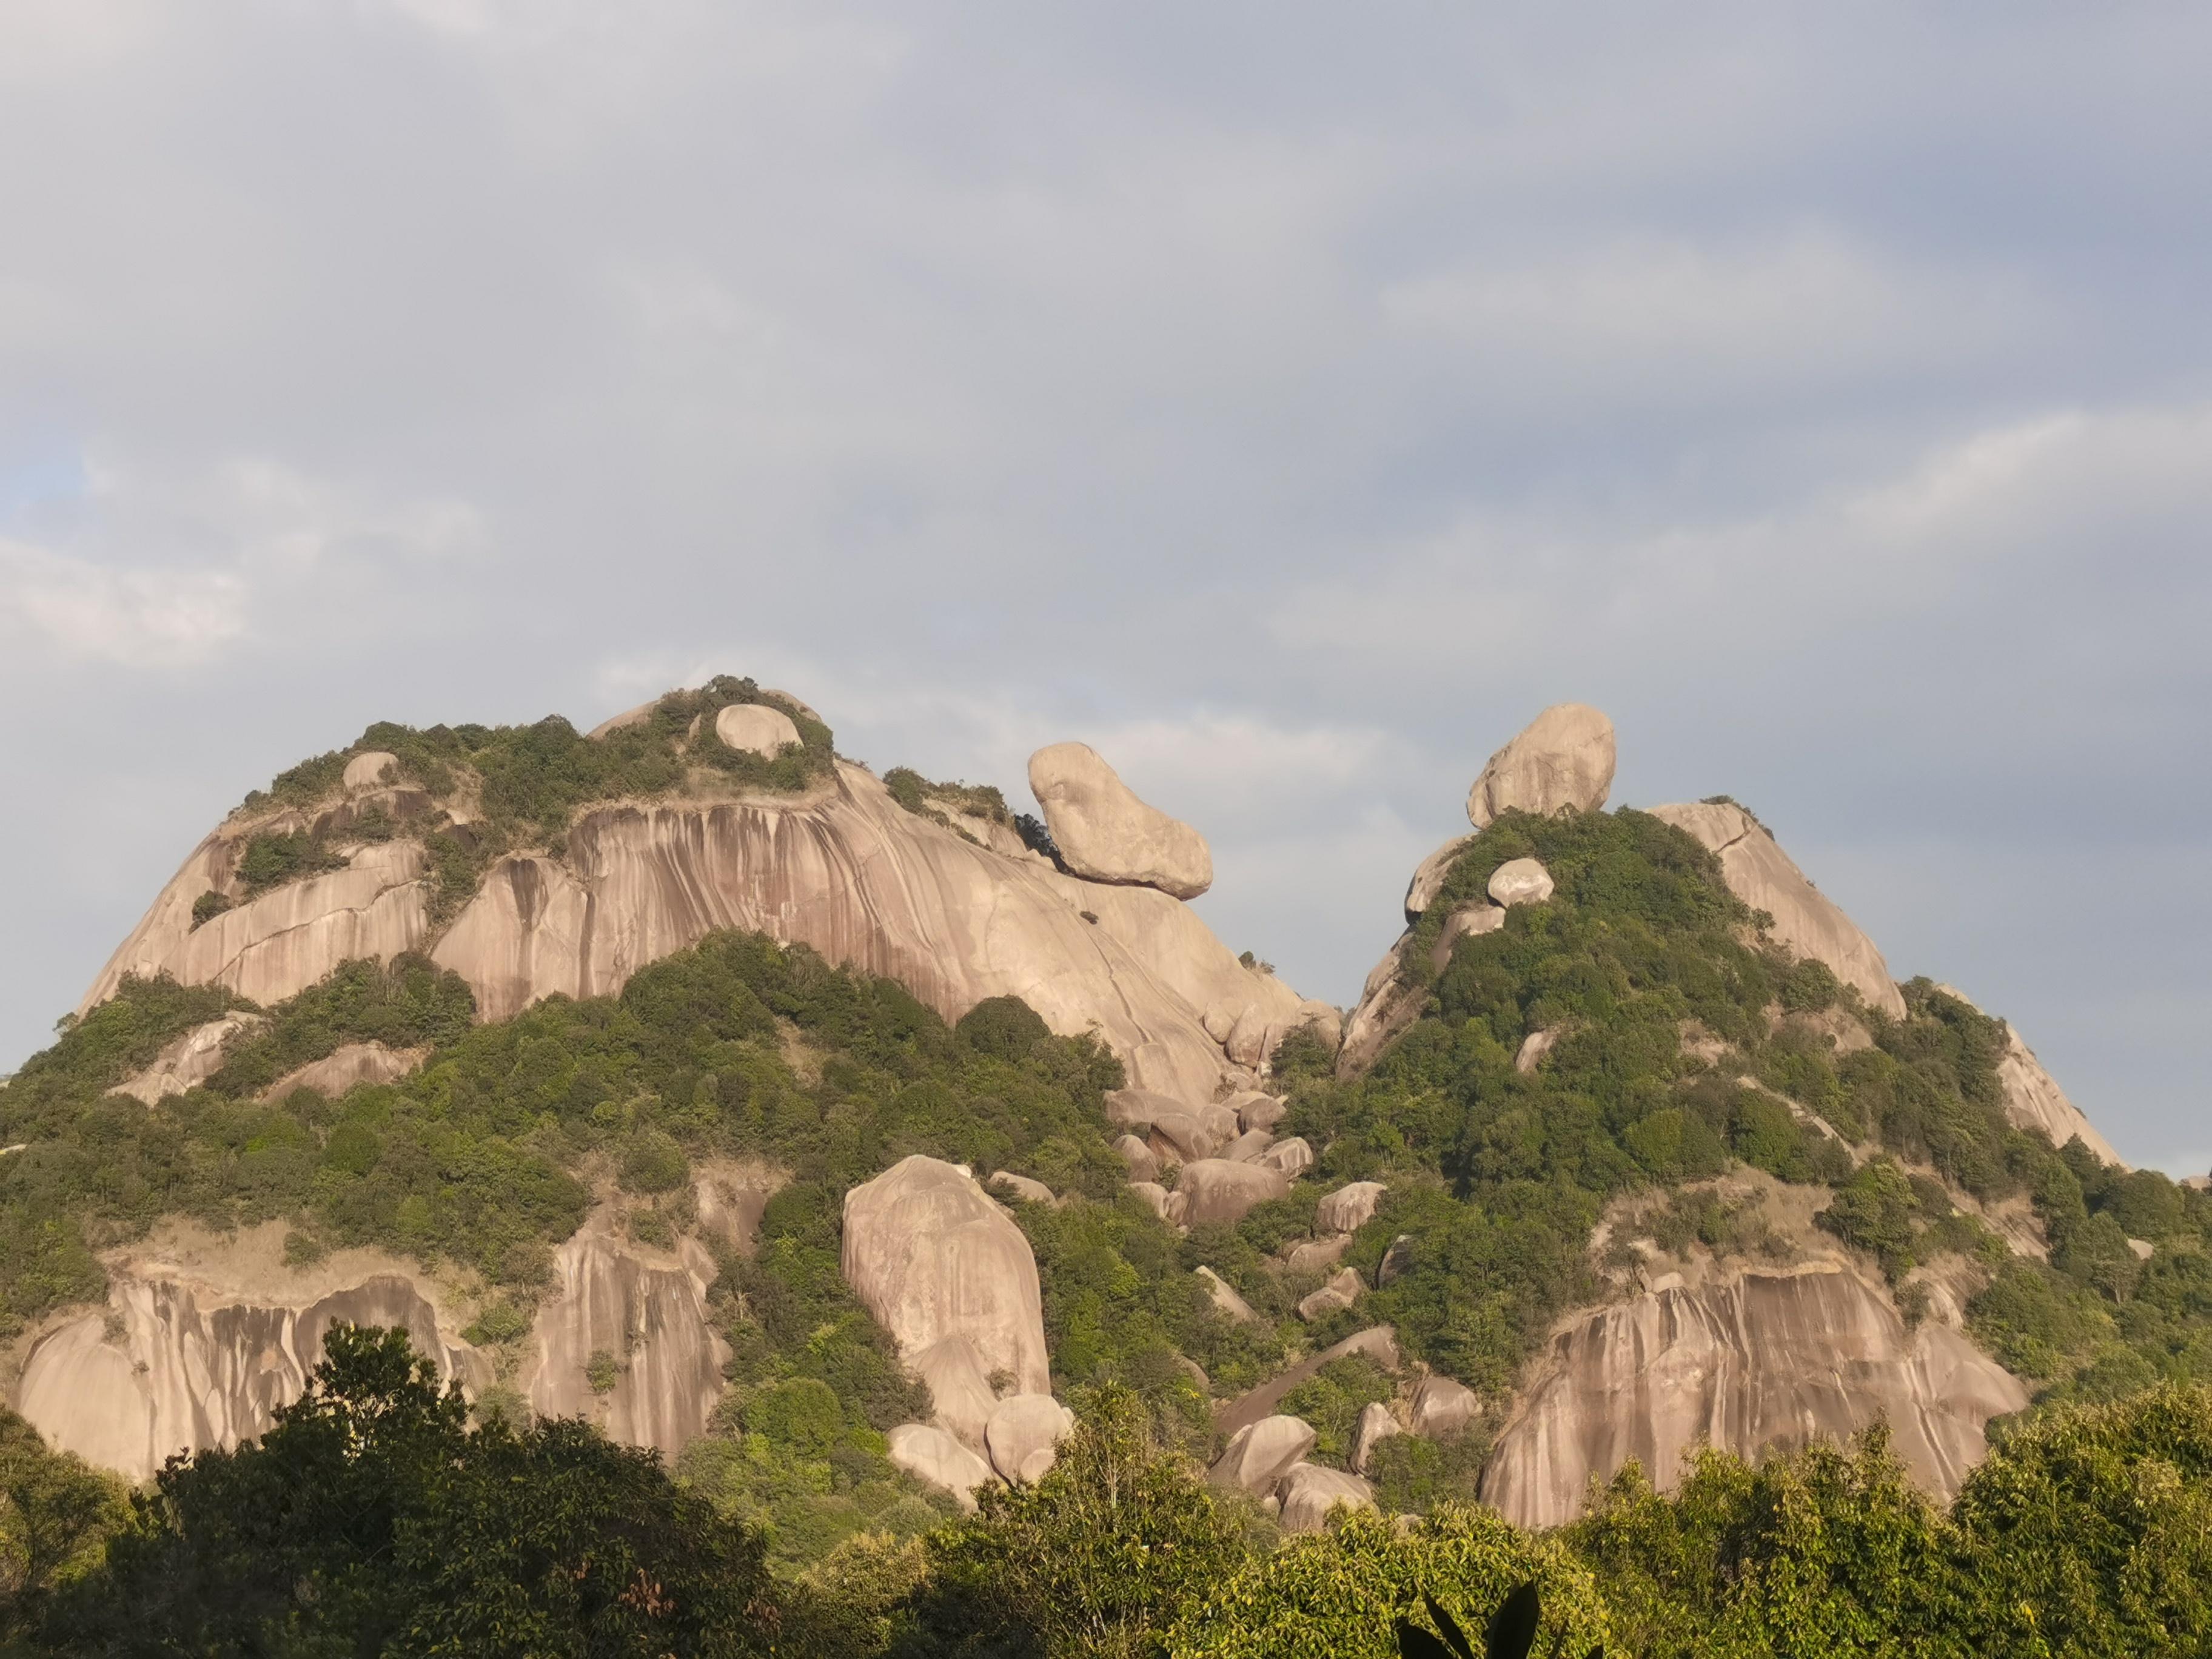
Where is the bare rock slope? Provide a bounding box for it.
[1484,1259,2027,1527]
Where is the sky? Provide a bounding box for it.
[2,2,2207,1173]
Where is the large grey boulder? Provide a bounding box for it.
[842,1156,1050,1445]
[1228,1092,1289,1133]
[1298,1267,1364,1322]
[114,1013,267,1105]
[1176,1159,1291,1227]
[342,751,398,791]
[1646,802,1906,1019]
[1221,1128,1275,1164]
[1430,904,1505,971]
[1278,1463,1376,1532]
[713,703,802,759]
[1487,858,1555,907]
[988,1171,1056,1207]
[1196,1265,1258,1323]
[888,1423,995,1511]
[1467,704,1616,829]
[1258,1136,1314,1178]
[1029,742,1213,899]
[1411,1374,1481,1439]
[1516,1029,1561,1074]
[1209,1414,1316,1495]
[985,1393,1074,1483]
[1350,1402,1402,1474]
[1114,1134,1161,1182]
[1405,834,1475,920]
[1315,1181,1387,1235]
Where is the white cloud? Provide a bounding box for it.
[0,537,246,666]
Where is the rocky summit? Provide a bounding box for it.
[3,674,2195,1607]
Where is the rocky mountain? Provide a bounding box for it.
[4,677,2195,1559]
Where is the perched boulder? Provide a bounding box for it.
[1405,834,1475,920]
[1176,1160,1291,1227]
[1222,1129,1275,1164]
[343,751,398,791]
[1411,1374,1481,1439]
[1278,1463,1376,1533]
[1209,1414,1316,1495]
[1196,1266,1258,1323]
[115,1013,266,1105]
[1128,1182,1181,1225]
[888,1423,995,1511]
[1258,1137,1314,1178]
[1229,1092,1289,1134]
[1467,705,1616,829]
[712,703,802,759]
[1315,1181,1387,1235]
[988,1171,1056,1207]
[261,1041,423,1102]
[985,1393,1074,1483]
[1487,858,1555,907]
[1028,742,1213,900]
[1298,1268,1364,1322]
[841,1157,1051,1441]
[1285,1236,1351,1275]
[1114,1134,1161,1183]
[1350,1402,1402,1475]
[1647,802,1905,1020]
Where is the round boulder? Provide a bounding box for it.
[985,1393,1074,1484]
[1176,1159,1291,1227]
[1315,1181,1387,1235]
[714,703,803,759]
[1028,742,1213,899]
[1278,1463,1376,1532]
[1405,834,1475,920]
[1209,1414,1316,1495]
[888,1423,995,1511]
[1487,858,1555,907]
[343,751,397,791]
[1466,704,1615,829]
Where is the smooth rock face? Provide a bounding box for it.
[1209,1414,1316,1495]
[1257,1137,1313,1178]
[1350,1402,1401,1474]
[1114,1135,1161,1182]
[1647,802,1906,1020]
[713,703,802,759]
[1515,1029,1560,1075]
[1315,1181,1387,1235]
[1338,934,1423,1076]
[985,1393,1074,1483]
[1298,1268,1364,1322]
[888,1423,994,1511]
[1278,1464,1376,1533]
[18,1266,485,1484]
[525,1219,731,1458]
[261,1041,423,1101]
[1487,859,1555,907]
[1405,835,1476,920]
[988,1171,1056,1207]
[423,765,1296,1106]
[115,1013,266,1104]
[1467,705,1617,830]
[841,1156,1051,1445]
[1410,1374,1480,1439]
[1481,1263,2029,1528]
[1176,1160,1292,1227]
[343,751,398,791]
[82,839,430,1015]
[1028,742,1213,900]
[1996,1022,2124,1168]
[1197,1266,1258,1323]
[911,1333,1001,1450]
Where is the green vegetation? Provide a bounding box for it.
[883,768,1015,843]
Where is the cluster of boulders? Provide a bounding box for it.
[1109,1087,1313,1229]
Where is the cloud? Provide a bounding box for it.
[0,536,247,666]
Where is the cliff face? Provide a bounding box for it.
[15,1246,488,1484]
[1481,1260,2028,1528]
[80,765,1309,1111]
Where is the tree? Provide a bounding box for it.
[38,1325,774,1657]
[0,1410,124,1640]
[909,1382,1248,1658]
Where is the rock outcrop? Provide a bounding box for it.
[15,1236,486,1483]
[1487,858,1555,907]
[1210,1415,1316,1495]
[1315,1182,1387,1235]
[343,751,397,791]
[1481,1261,2028,1528]
[1996,1025,2122,1167]
[841,1157,1050,1447]
[115,1013,266,1104]
[713,703,802,758]
[1646,802,1906,1020]
[1027,742,1213,900]
[261,1041,423,1101]
[1410,1374,1480,1439]
[887,1423,994,1510]
[1405,835,1474,920]
[1467,705,1617,830]
[522,1215,731,1458]
[1278,1463,1376,1532]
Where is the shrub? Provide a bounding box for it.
[955,996,1051,1063]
